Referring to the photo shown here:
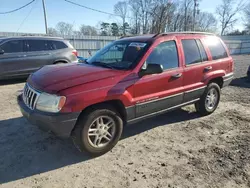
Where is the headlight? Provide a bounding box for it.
[36,93,66,113]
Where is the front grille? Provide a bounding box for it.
[22,84,40,110]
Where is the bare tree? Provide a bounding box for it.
[79,25,98,36]
[48,27,58,36]
[182,0,194,31]
[150,0,175,33]
[55,22,73,36]
[216,0,244,35]
[129,0,141,34]
[244,3,250,32]
[196,12,217,32]
[114,1,128,35]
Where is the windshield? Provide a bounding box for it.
[87,41,149,70]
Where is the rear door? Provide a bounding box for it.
[0,39,28,78]
[24,39,53,73]
[133,38,184,118]
[180,37,212,102]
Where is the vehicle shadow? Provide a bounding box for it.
[0,78,27,86]
[122,108,199,139]
[230,76,250,89]
[0,108,199,184]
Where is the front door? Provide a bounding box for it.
[133,39,184,118]
[0,40,28,78]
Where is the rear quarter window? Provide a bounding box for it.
[52,41,68,50]
[204,37,228,60]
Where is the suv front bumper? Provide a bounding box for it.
[17,94,80,138]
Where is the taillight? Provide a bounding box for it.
[72,50,78,57]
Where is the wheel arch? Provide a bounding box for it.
[208,77,223,88]
[53,59,69,64]
[75,99,127,124]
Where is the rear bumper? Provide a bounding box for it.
[222,72,234,87]
[17,95,80,138]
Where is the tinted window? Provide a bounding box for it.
[146,41,179,70]
[1,40,23,53]
[182,39,201,65]
[204,37,228,60]
[45,41,55,50]
[53,41,68,49]
[196,39,208,61]
[26,40,47,51]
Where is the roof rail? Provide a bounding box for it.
[159,31,215,36]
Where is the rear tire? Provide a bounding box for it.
[71,106,123,156]
[195,83,220,116]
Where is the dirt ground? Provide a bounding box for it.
[0,55,250,188]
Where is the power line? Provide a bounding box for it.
[64,0,132,19]
[16,0,38,32]
[0,0,35,14]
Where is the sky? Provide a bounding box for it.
[0,0,245,34]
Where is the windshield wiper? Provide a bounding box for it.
[91,61,115,69]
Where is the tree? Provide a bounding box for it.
[111,23,120,36]
[120,22,130,35]
[79,24,97,36]
[129,0,141,34]
[137,0,153,34]
[114,1,128,35]
[244,3,250,32]
[182,0,194,31]
[55,22,73,36]
[150,0,175,33]
[48,27,58,36]
[100,22,110,36]
[216,0,244,35]
[196,12,217,32]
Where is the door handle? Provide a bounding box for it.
[204,66,212,72]
[171,73,182,79]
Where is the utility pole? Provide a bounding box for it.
[42,0,48,34]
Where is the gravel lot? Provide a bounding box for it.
[0,55,250,188]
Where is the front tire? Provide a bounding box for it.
[195,83,221,116]
[71,106,123,156]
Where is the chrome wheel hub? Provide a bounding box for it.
[88,116,115,148]
[205,88,218,110]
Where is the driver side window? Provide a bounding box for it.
[145,41,179,70]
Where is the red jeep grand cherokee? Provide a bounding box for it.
[18,32,234,156]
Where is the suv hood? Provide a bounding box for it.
[28,63,124,93]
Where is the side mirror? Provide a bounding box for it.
[0,49,4,55]
[139,63,163,77]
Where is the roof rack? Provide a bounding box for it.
[157,31,215,37]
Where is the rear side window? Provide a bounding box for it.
[1,40,23,53]
[196,39,208,61]
[26,40,47,51]
[146,41,179,70]
[182,39,201,65]
[52,41,68,49]
[204,37,228,60]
